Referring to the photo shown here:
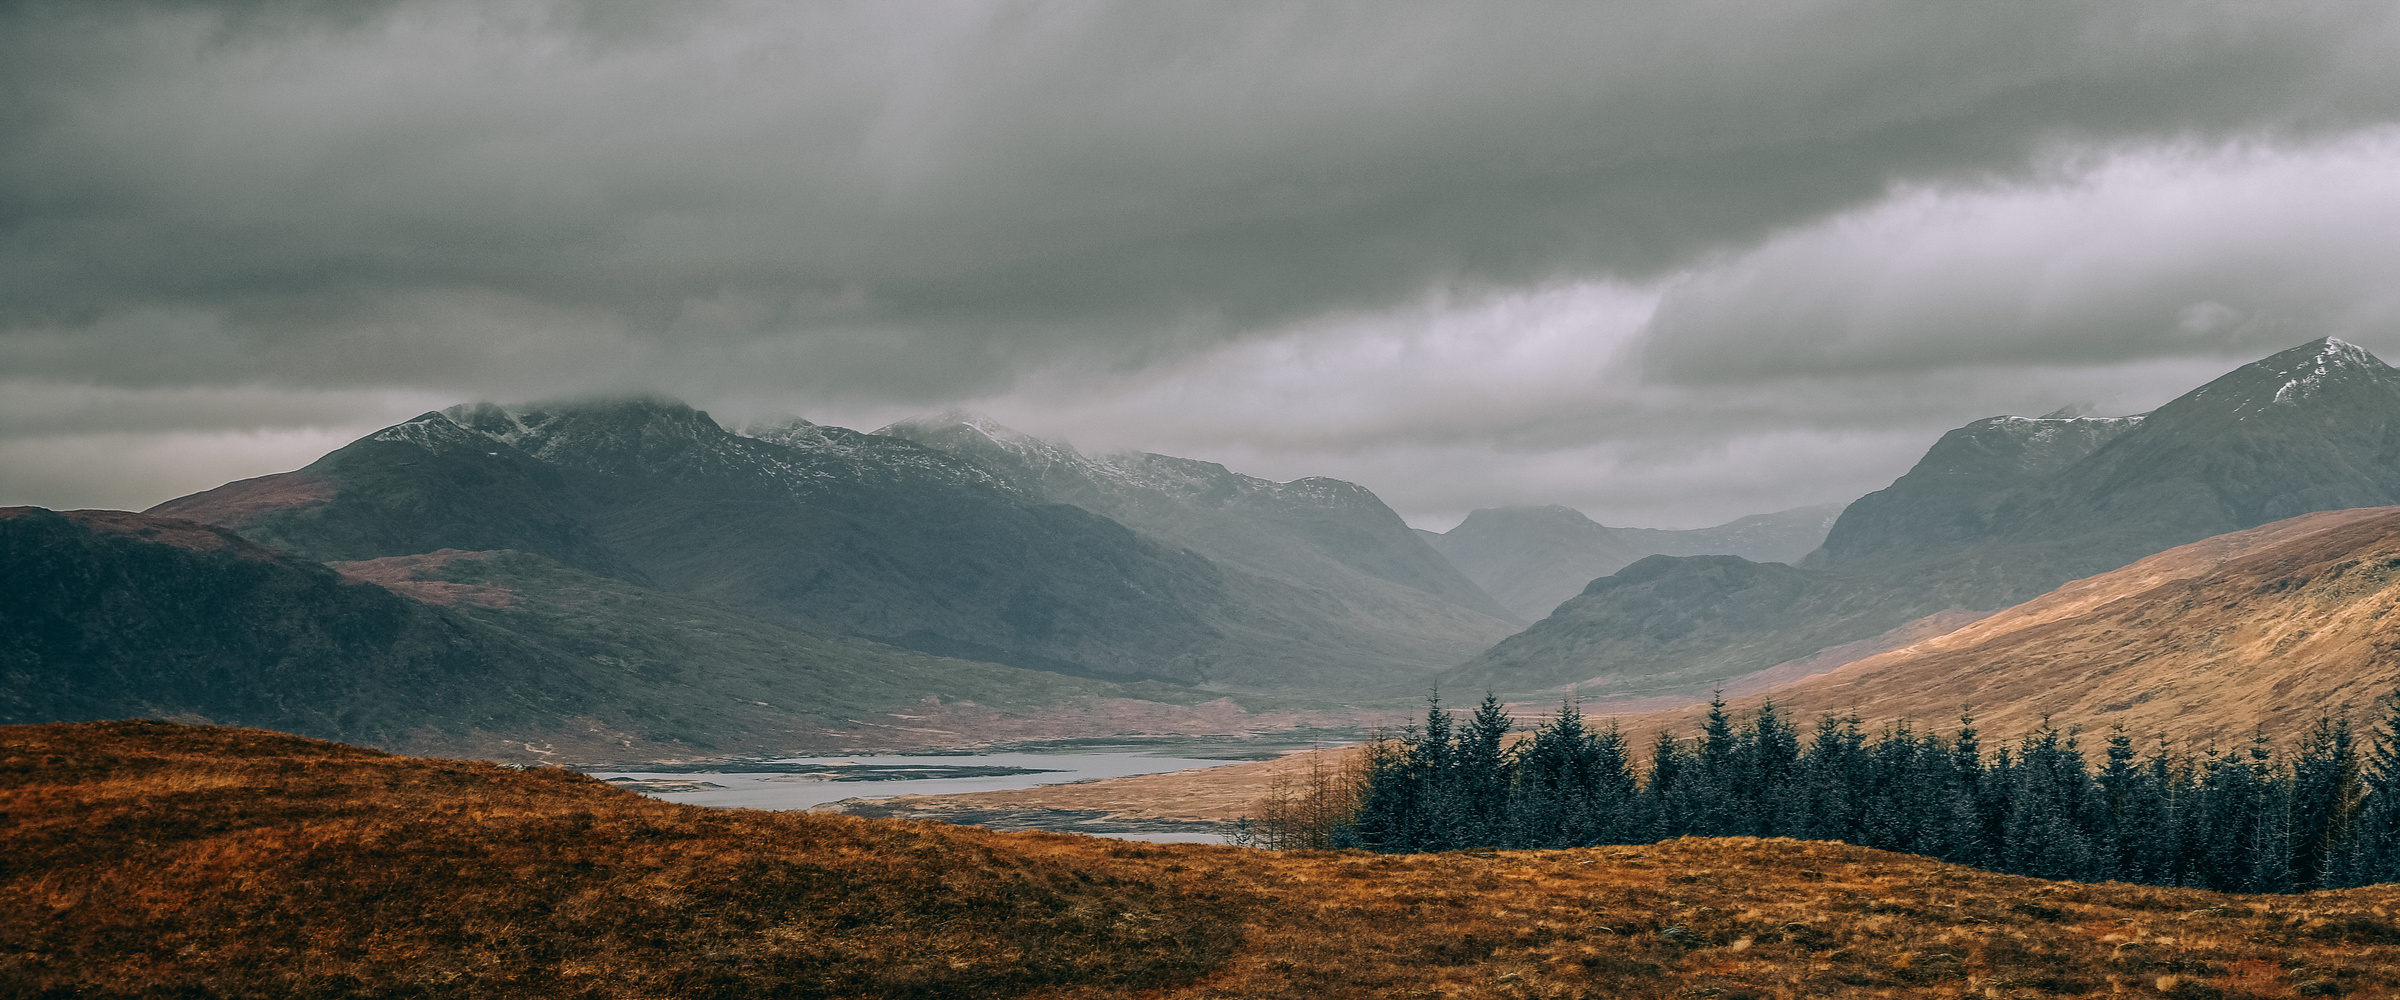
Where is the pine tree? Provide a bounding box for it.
[2338,692,2400,887]
[1454,693,1516,847]
[1511,700,1593,848]
[2290,713,2362,891]
[1695,693,1742,836]
[1744,700,1802,837]
[1999,722,2093,881]
[1648,729,1695,839]
[2092,725,2138,883]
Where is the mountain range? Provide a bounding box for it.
[16,336,2400,756]
[1456,338,2400,698]
[146,400,1516,694]
[1418,503,1845,620]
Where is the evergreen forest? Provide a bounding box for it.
[1331,694,2400,893]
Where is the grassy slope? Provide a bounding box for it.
[406,550,1173,734]
[11,721,2400,1000]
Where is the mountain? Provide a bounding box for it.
[0,506,1143,757]
[1452,338,2400,698]
[1623,505,2400,751]
[1423,503,1845,620]
[1818,337,2400,604]
[876,412,1518,632]
[149,399,1496,691]
[1442,554,1899,698]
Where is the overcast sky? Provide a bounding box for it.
[9,1,2400,529]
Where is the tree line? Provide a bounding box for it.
[1278,693,2400,893]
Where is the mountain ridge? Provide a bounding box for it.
[1454,338,2400,698]
[144,399,1504,692]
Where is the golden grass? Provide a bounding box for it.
[12,721,2400,999]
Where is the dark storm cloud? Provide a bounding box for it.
[8,0,2400,400]
[11,1,2400,521]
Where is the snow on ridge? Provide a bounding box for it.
[368,411,482,449]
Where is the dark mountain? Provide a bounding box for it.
[1819,337,2400,605]
[0,506,1143,756]
[1423,502,1845,620]
[150,399,1492,690]
[1452,338,2400,697]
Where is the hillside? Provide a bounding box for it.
[876,412,1522,653]
[149,400,1495,691]
[1443,555,1906,698]
[0,505,1236,760]
[13,721,2400,1000]
[1625,504,2400,752]
[1456,339,2400,698]
[1424,503,1844,621]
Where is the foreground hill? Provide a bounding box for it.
[0,505,1208,759]
[1423,503,1844,620]
[1626,504,2400,751]
[12,721,2400,1000]
[1458,339,2400,697]
[150,400,1501,691]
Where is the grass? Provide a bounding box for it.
[12,720,2400,999]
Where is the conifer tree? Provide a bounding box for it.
[2338,691,2400,888]
[1512,700,1595,848]
[1648,729,1694,838]
[1695,693,1743,835]
[2290,713,2361,891]
[1454,693,1516,846]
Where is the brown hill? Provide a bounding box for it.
[1623,505,2400,750]
[13,721,2400,999]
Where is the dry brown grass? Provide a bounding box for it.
[13,721,2400,999]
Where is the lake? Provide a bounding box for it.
[583,735,1350,843]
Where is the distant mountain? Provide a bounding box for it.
[1454,338,2400,697]
[877,412,1518,629]
[1625,505,2400,750]
[1423,503,1845,620]
[0,506,1141,757]
[1442,554,1901,698]
[150,399,1502,691]
[1818,337,2400,604]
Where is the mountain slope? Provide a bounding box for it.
[1426,503,1844,620]
[1442,554,1899,697]
[1626,505,2400,751]
[150,400,1485,690]
[1819,338,2400,603]
[0,506,1154,756]
[1458,339,2400,698]
[876,414,1520,656]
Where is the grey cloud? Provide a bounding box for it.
[9,1,2400,404]
[1639,136,2400,384]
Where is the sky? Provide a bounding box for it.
[9,2,2400,530]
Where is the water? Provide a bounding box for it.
[585,741,1310,843]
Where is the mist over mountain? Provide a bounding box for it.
[1458,338,2400,697]
[880,412,1517,624]
[1421,503,1845,621]
[148,400,1509,693]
